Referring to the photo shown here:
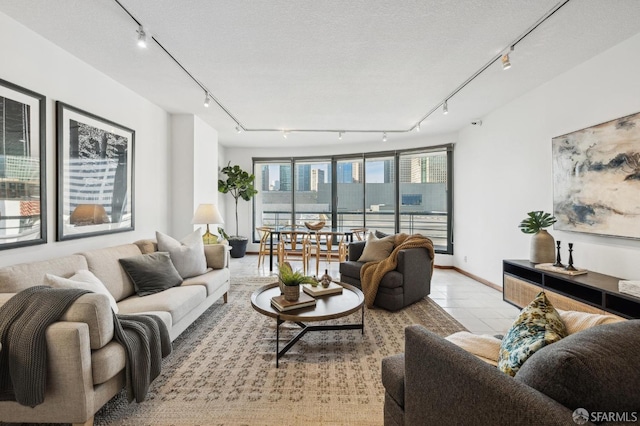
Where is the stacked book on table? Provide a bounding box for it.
[302,282,343,297]
[271,292,316,312]
[270,282,344,312]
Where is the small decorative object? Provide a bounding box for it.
[304,221,325,231]
[565,243,577,271]
[278,262,316,302]
[553,241,564,267]
[320,269,332,288]
[618,280,640,298]
[519,211,557,264]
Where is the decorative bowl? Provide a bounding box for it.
[304,221,325,231]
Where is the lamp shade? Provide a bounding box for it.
[191,204,224,225]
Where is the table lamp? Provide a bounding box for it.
[191,203,224,245]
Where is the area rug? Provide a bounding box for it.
[94,276,466,426]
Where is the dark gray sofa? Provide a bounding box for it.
[382,322,640,425]
[339,240,432,311]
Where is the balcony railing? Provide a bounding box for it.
[260,210,448,250]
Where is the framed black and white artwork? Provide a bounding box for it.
[56,102,134,240]
[0,78,46,250]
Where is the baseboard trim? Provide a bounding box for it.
[452,266,502,292]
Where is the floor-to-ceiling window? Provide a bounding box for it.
[253,144,453,253]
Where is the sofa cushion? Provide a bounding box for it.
[358,233,395,262]
[557,309,624,335]
[515,320,640,413]
[445,332,502,366]
[91,340,126,385]
[45,269,119,314]
[498,291,567,376]
[381,353,405,408]
[116,285,206,325]
[119,252,183,296]
[182,268,230,296]
[59,293,115,350]
[0,255,88,293]
[156,229,207,278]
[81,244,142,301]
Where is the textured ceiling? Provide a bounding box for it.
[1,0,640,148]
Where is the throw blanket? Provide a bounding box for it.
[360,234,435,308]
[0,286,171,407]
[0,286,90,406]
[114,312,172,403]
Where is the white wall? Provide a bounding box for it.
[0,12,172,267]
[222,133,456,265]
[169,114,220,238]
[455,32,640,285]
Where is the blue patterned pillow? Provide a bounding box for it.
[498,291,567,376]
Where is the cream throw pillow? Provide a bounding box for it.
[45,269,119,313]
[156,229,207,278]
[357,233,395,262]
[445,331,502,366]
[557,309,625,335]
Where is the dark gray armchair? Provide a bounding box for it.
[339,240,432,311]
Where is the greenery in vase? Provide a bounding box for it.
[218,162,258,238]
[278,262,317,286]
[518,211,557,234]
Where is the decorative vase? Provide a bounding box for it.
[283,284,300,302]
[320,269,332,288]
[530,230,555,264]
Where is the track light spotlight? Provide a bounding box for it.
[204,93,211,107]
[136,25,147,48]
[382,132,387,142]
[416,123,421,132]
[283,131,289,139]
[236,125,242,133]
[443,100,449,115]
[338,132,343,140]
[502,46,513,70]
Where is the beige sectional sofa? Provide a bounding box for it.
[0,240,230,426]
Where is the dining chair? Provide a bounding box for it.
[350,227,369,241]
[256,226,273,268]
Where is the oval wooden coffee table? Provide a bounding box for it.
[251,282,365,367]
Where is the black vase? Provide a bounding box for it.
[228,238,248,258]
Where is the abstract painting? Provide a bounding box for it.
[56,102,134,240]
[552,111,640,239]
[0,78,46,250]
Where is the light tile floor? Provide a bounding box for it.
[231,253,520,335]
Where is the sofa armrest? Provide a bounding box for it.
[348,241,366,261]
[204,244,229,269]
[0,321,100,424]
[403,325,582,425]
[396,248,432,298]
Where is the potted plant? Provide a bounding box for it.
[279,262,317,301]
[218,162,258,258]
[518,211,557,264]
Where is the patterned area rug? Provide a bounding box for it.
[94,276,466,426]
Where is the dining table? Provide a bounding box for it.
[268,227,353,271]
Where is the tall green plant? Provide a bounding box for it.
[218,162,258,237]
[518,211,557,234]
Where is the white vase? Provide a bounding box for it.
[530,230,555,264]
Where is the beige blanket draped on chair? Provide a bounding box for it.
[360,233,435,307]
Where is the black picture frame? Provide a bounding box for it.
[0,78,47,250]
[56,102,135,241]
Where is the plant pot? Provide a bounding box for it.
[283,285,300,302]
[228,238,248,258]
[530,230,555,264]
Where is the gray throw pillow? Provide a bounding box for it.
[358,233,395,262]
[375,230,390,239]
[156,229,207,278]
[119,252,183,296]
[515,320,640,413]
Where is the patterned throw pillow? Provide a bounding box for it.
[498,291,567,376]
